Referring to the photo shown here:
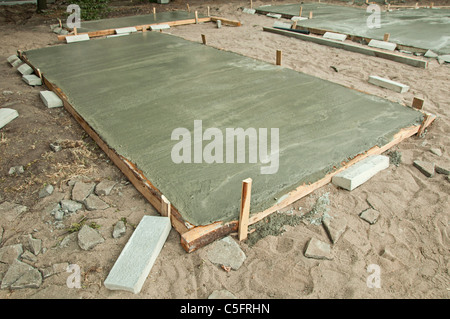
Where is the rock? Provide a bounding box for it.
[413,160,435,177]
[54,210,64,221]
[1,260,42,289]
[2,90,13,96]
[0,201,28,222]
[72,181,95,202]
[78,225,104,250]
[27,234,42,255]
[8,166,24,175]
[437,54,450,63]
[322,216,347,244]
[21,250,37,263]
[206,236,246,270]
[0,244,23,264]
[304,237,333,260]
[424,50,438,58]
[53,262,69,274]
[38,184,54,198]
[60,199,83,213]
[435,164,450,175]
[112,220,126,238]
[39,266,53,278]
[49,143,62,152]
[22,74,42,86]
[95,180,117,196]
[430,148,442,156]
[59,233,76,248]
[208,290,237,299]
[84,194,109,211]
[359,208,380,225]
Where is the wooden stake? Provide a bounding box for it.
[412,97,424,110]
[207,6,210,16]
[387,3,391,11]
[195,11,199,24]
[73,27,77,35]
[161,195,171,220]
[276,50,282,66]
[415,2,419,9]
[58,18,62,28]
[291,20,298,30]
[430,2,433,8]
[201,34,206,45]
[250,0,253,9]
[36,68,42,79]
[238,178,252,242]
[383,33,390,42]
[309,11,313,19]
[299,6,303,17]
[153,7,156,15]
[142,25,147,32]
[187,3,190,13]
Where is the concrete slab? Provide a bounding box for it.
[323,32,347,42]
[22,74,42,86]
[39,90,63,108]
[332,155,390,191]
[66,34,90,43]
[17,63,33,75]
[368,39,397,51]
[368,75,410,93]
[104,216,171,294]
[0,108,19,129]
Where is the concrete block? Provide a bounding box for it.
[323,32,347,42]
[216,20,222,29]
[11,59,22,68]
[304,237,333,260]
[368,75,410,93]
[66,34,90,44]
[437,54,450,64]
[242,8,256,14]
[206,236,246,270]
[157,0,169,3]
[39,90,63,108]
[149,24,170,31]
[115,27,137,34]
[322,216,347,244]
[368,39,397,51]
[435,164,449,175]
[332,155,389,191]
[273,21,292,29]
[0,108,19,129]
[413,160,435,177]
[7,55,18,63]
[266,13,282,19]
[291,16,308,22]
[17,63,34,75]
[104,215,171,294]
[359,208,380,225]
[22,74,42,86]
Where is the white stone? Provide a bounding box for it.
[323,32,347,42]
[291,16,308,21]
[115,27,137,34]
[104,216,171,294]
[0,108,19,129]
[368,39,397,51]
[332,155,390,191]
[39,91,63,108]
[17,63,34,75]
[149,24,170,31]
[242,8,256,14]
[66,34,90,43]
[22,74,42,86]
[368,75,410,93]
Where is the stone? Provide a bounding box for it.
[243,8,256,14]
[17,63,34,75]
[435,164,450,175]
[359,208,380,225]
[78,225,104,250]
[54,210,64,221]
[368,75,410,93]
[332,155,390,191]
[59,29,69,35]
[208,290,237,299]
[50,143,62,152]
[304,237,333,260]
[430,148,442,156]
[66,34,90,43]
[8,165,24,175]
[2,90,13,96]
[72,181,95,202]
[413,160,435,177]
[60,199,83,213]
[1,260,42,289]
[115,27,137,34]
[323,32,347,41]
[53,27,62,34]
[0,108,19,130]
[52,262,69,274]
[22,74,42,86]
[21,250,37,263]
[0,244,23,264]
[206,236,246,270]
[113,220,126,238]
[0,227,3,244]
[368,39,397,51]
[0,201,28,222]
[104,216,171,294]
[322,216,347,244]
[149,24,170,31]
[40,266,53,278]
[95,180,117,196]
[84,194,109,211]
[424,50,438,58]
[291,16,308,21]
[28,234,42,255]
[38,184,54,198]
[39,90,63,108]
[216,20,222,29]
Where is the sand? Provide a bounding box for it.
[0,0,449,299]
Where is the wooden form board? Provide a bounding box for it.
[18,48,435,253]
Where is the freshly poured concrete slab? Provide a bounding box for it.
[0,108,19,129]
[256,3,450,54]
[104,216,171,294]
[24,32,423,226]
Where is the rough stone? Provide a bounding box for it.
[208,290,237,299]
[435,164,450,175]
[8,165,24,175]
[84,194,109,211]
[322,216,347,244]
[78,225,104,250]
[22,74,42,86]
[1,260,42,289]
[0,244,23,264]
[72,181,96,202]
[0,201,28,222]
[39,266,53,278]
[49,142,62,152]
[28,234,42,255]
[21,250,37,263]
[95,180,117,196]
[424,49,438,58]
[207,236,246,270]
[59,29,69,35]
[39,90,63,108]
[413,160,435,177]
[359,208,380,225]
[54,210,64,221]
[304,237,333,260]
[0,108,19,130]
[60,199,83,213]
[437,54,450,63]
[38,184,54,198]
[17,63,34,75]
[430,148,442,156]
[113,220,126,238]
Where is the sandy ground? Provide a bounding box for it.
[0,0,449,300]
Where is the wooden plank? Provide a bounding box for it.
[418,112,436,136]
[263,27,428,69]
[161,195,171,219]
[210,16,242,27]
[384,33,390,42]
[201,34,206,45]
[412,97,424,110]
[276,49,282,66]
[181,221,238,253]
[238,178,252,241]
